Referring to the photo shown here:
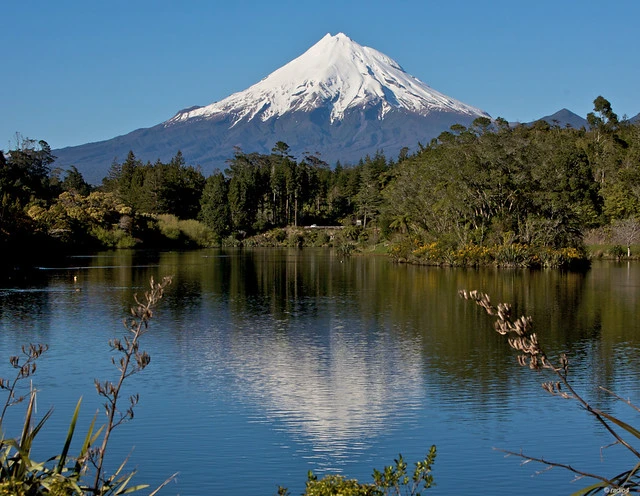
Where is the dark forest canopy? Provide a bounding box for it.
[2,97,640,267]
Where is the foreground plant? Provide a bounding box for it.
[460,289,640,495]
[278,447,436,496]
[0,276,173,495]
[90,276,173,493]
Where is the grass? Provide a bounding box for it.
[586,243,640,260]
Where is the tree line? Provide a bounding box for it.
[2,96,640,267]
[382,98,640,260]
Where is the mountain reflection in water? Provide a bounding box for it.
[1,249,640,495]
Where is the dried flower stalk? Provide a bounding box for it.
[91,275,172,493]
[460,289,640,492]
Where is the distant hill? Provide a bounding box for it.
[530,108,588,129]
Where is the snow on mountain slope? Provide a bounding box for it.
[168,33,489,127]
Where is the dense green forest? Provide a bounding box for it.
[2,97,639,269]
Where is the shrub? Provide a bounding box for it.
[343,226,363,241]
[279,448,436,496]
[222,235,243,247]
[155,215,218,247]
[157,214,182,241]
[610,245,625,260]
[313,231,330,247]
[337,242,356,257]
[301,474,376,496]
[287,230,304,248]
[387,238,421,262]
[115,232,137,249]
[89,225,137,249]
[269,228,287,244]
[493,242,530,267]
[179,219,218,247]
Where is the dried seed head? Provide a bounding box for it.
[461,289,568,385]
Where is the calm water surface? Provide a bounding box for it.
[1,249,640,495]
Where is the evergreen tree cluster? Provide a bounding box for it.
[102,150,205,220]
[213,142,388,236]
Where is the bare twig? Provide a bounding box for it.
[600,386,640,415]
[496,448,616,487]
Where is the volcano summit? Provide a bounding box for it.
[54,33,490,183]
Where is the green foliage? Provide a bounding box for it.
[156,214,217,247]
[0,393,86,496]
[199,172,231,238]
[223,145,382,232]
[157,214,182,241]
[1,138,387,256]
[379,98,640,264]
[342,225,364,242]
[271,228,287,243]
[336,242,356,257]
[303,474,377,496]
[286,229,304,248]
[104,151,204,219]
[392,240,586,268]
[372,448,437,496]
[383,118,601,253]
[355,155,385,228]
[312,231,330,247]
[179,219,218,246]
[587,95,619,132]
[226,150,266,233]
[610,244,625,260]
[25,191,138,249]
[61,166,92,196]
[280,449,436,496]
[1,135,55,205]
[89,226,136,249]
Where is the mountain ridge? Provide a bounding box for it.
[53,33,491,183]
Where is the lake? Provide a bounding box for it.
[1,248,640,495]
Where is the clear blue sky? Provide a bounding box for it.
[3,0,639,151]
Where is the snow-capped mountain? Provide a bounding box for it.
[168,33,487,126]
[54,33,491,184]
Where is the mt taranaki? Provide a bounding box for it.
[53,33,491,184]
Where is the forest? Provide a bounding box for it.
[1,96,639,270]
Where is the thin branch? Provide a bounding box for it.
[600,386,640,415]
[496,448,616,487]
